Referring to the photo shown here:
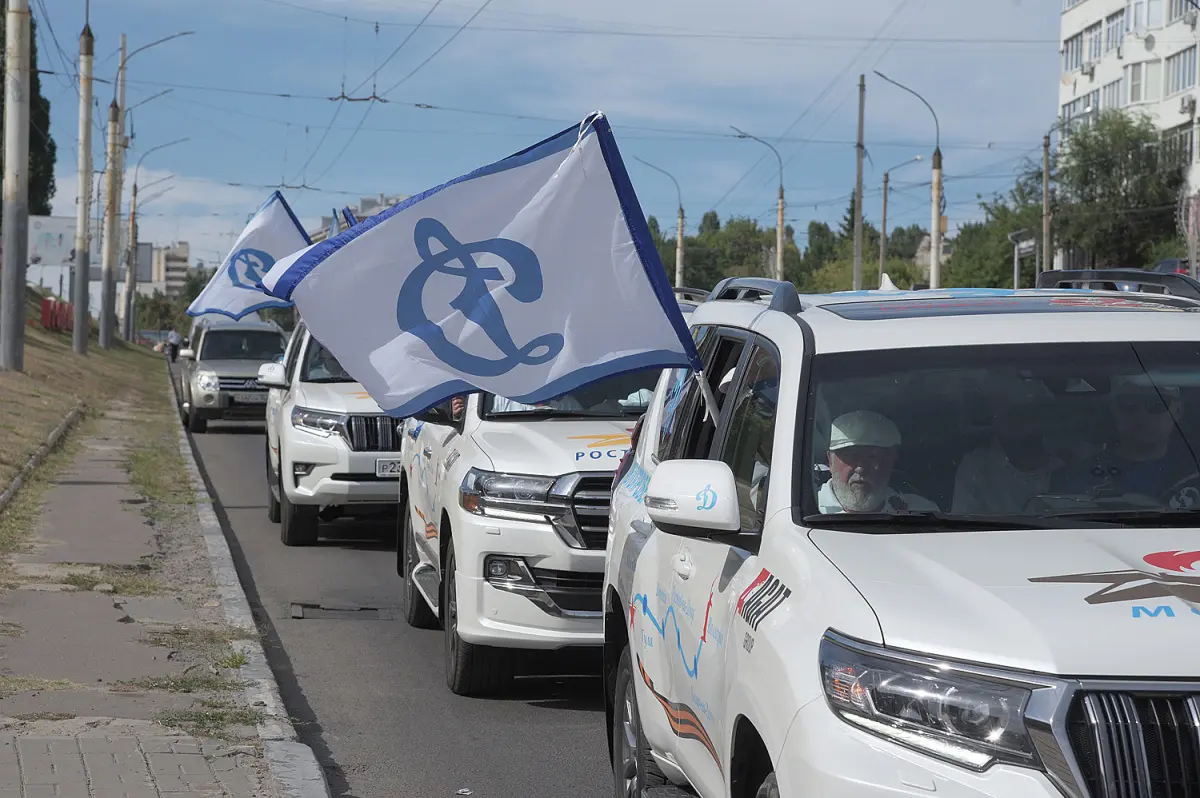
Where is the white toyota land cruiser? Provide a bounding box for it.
[257,321,403,546]
[396,369,669,696]
[604,276,1200,798]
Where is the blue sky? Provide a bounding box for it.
[38,0,1061,266]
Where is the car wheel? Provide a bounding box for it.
[401,503,439,629]
[279,474,319,546]
[612,646,667,797]
[443,539,513,696]
[754,773,779,798]
[266,443,281,524]
[186,405,208,434]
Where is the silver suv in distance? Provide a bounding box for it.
[178,319,289,433]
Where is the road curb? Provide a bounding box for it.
[166,367,331,798]
[0,402,85,516]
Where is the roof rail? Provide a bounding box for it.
[708,277,803,314]
[672,286,710,304]
[1037,269,1200,301]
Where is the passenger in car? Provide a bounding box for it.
[816,410,937,514]
[952,394,1063,516]
[1052,380,1197,502]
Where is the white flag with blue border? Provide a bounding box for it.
[187,191,310,320]
[259,112,700,417]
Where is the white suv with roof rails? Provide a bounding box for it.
[257,322,402,546]
[397,293,700,697]
[604,275,1200,798]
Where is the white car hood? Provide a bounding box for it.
[471,418,636,476]
[809,526,1200,678]
[293,382,386,415]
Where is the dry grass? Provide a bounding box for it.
[0,297,165,490]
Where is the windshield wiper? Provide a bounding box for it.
[803,511,1113,531]
[485,409,619,419]
[1038,509,1200,527]
[304,377,357,384]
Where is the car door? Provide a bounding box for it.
[267,324,307,471]
[406,396,461,551]
[669,339,781,797]
[633,328,750,774]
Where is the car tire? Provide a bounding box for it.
[611,645,667,797]
[442,539,513,696]
[266,443,281,524]
[279,477,319,546]
[754,773,779,798]
[401,503,439,629]
[186,406,208,434]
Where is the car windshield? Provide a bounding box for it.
[300,338,355,383]
[482,368,661,418]
[199,330,285,361]
[801,341,1200,529]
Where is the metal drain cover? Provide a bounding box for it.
[289,602,397,620]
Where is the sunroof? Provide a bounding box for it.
[821,294,1197,320]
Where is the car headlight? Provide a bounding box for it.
[195,371,220,393]
[819,632,1040,771]
[290,407,347,437]
[459,468,558,519]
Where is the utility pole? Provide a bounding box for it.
[774,183,784,282]
[879,171,889,281]
[1189,193,1199,282]
[122,182,138,341]
[99,101,120,349]
[1042,134,1051,274]
[73,19,94,355]
[853,74,865,291]
[675,203,685,287]
[930,147,943,289]
[0,0,31,372]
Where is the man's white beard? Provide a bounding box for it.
[831,477,888,513]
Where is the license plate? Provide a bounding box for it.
[376,459,404,478]
[232,392,267,404]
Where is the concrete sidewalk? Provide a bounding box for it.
[0,400,281,797]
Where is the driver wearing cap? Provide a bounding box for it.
[818,410,937,514]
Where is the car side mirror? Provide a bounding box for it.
[179,348,195,360]
[645,460,741,537]
[257,362,288,389]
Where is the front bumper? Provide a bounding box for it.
[189,387,268,420]
[778,699,1063,797]
[448,505,605,650]
[282,429,402,506]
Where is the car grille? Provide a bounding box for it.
[1066,691,1200,798]
[569,475,613,550]
[218,377,264,391]
[530,568,603,612]
[345,415,401,452]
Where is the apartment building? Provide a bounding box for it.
[1060,0,1200,185]
[153,242,191,298]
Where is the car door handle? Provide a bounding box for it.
[422,446,433,459]
[672,553,693,580]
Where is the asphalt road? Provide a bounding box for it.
[174,370,612,797]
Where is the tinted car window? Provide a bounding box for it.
[199,330,286,361]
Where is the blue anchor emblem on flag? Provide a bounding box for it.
[228,248,275,290]
[396,217,565,377]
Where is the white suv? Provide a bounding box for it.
[604,277,1200,798]
[257,322,403,546]
[396,370,668,696]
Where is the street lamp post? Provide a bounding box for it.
[879,155,924,281]
[731,127,785,282]
[634,157,685,287]
[121,138,187,341]
[874,71,943,289]
[99,31,193,348]
[1007,229,1031,290]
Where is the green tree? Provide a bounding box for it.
[886,223,927,261]
[647,215,662,241]
[801,221,837,277]
[0,15,56,216]
[1053,110,1185,266]
[698,210,721,236]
